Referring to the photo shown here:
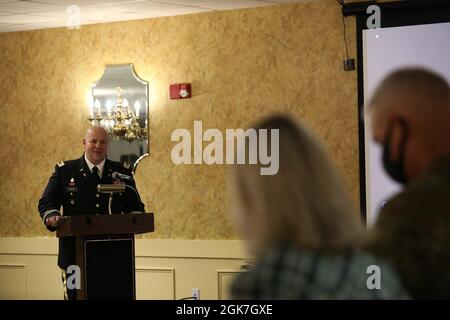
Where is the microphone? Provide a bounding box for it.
[112,171,134,181]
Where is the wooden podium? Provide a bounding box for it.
[56,213,154,300]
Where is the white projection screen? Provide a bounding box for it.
[362,22,450,225]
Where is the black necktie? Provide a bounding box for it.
[92,166,101,184]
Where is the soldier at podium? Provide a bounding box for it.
[38,126,145,300]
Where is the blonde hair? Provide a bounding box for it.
[230,115,362,258]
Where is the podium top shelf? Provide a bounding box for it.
[56,213,154,238]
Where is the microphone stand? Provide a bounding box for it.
[108,192,113,215]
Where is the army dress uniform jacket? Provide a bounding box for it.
[38,155,145,269]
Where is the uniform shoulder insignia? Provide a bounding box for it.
[123,162,130,169]
[57,161,65,168]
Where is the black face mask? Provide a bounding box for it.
[382,119,409,185]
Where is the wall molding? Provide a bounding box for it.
[0,263,27,299]
[0,238,249,259]
[0,238,248,299]
[217,270,243,300]
[136,267,176,299]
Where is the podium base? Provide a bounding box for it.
[84,237,135,300]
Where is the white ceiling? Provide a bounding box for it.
[0,0,313,33]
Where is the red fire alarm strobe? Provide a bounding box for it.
[170,83,192,100]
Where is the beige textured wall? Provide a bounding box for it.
[0,0,358,239]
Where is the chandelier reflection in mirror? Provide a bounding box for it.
[88,86,146,142]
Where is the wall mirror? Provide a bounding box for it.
[89,64,149,173]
